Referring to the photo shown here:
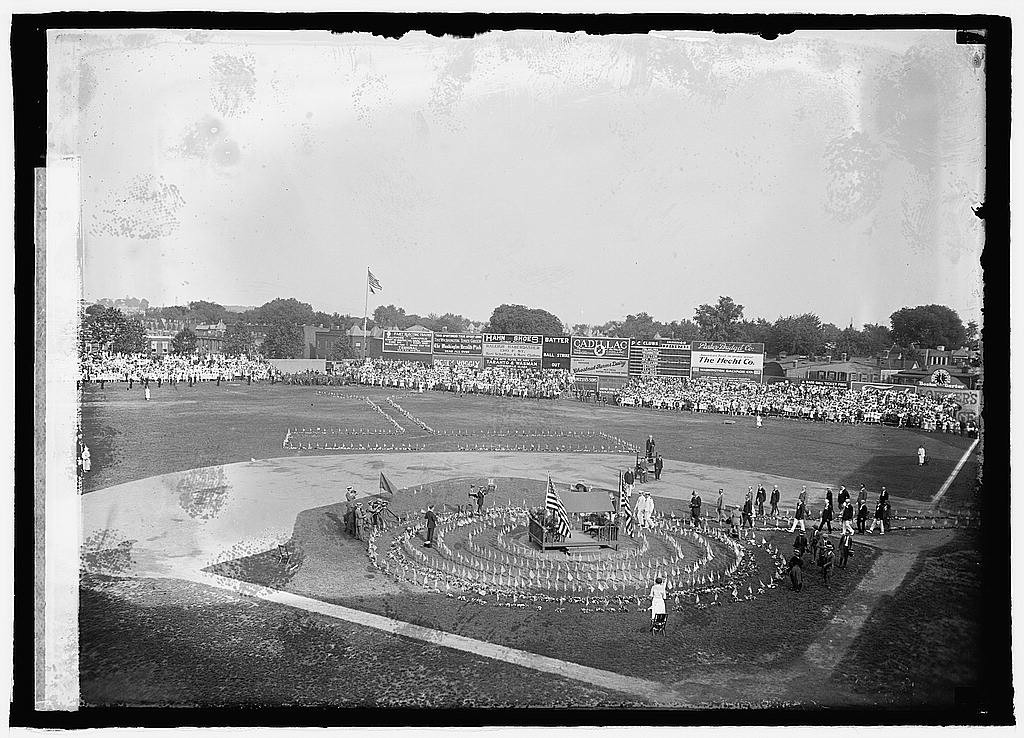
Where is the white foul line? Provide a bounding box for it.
[184,570,680,705]
[930,438,980,506]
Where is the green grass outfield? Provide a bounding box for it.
[81,382,978,507]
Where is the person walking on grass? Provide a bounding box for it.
[918,444,926,466]
[840,499,855,535]
[623,468,635,499]
[742,491,753,529]
[634,492,648,530]
[649,576,668,633]
[837,485,850,510]
[820,491,834,534]
[809,525,823,565]
[838,530,853,569]
[756,484,766,518]
[689,491,703,529]
[793,529,808,561]
[729,506,742,538]
[424,504,437,547]
[856,497,869,534]
[868,499,886,535]
[716,489,726,525]
[789,496,807,533]
[770,485,780,517]
[819,538,836,584]
[788,553,804,591]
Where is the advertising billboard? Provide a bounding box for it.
[481,334,543,368]
[914,384,982,425]
[689,341,765,380]
[570,337,630,377]
[627,339,691,377]
[432,356,485,370]
[432,333,483,356]
[382,330,433,355]
[542,335,571,370]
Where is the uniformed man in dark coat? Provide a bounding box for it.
[653,454,663,481]
[837,485,850,509]
[793,529,809,560]
[424,505,437,547]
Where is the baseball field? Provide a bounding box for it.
[77,380,993,718]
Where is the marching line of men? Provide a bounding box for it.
[618,478,895,542]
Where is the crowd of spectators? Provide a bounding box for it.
[80,353,276,384]
[79,354,976,435]
[614,376,975,434]
[342,359,572,398]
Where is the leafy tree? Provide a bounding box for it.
[860,323,894,356]
[188,300,227,325]
[485,304,564,336]
[820,323,843,353]
[694,296,745,341]
[435,313,471,333]
[835,326,869,357]
[252,298,315,327]
[159,305,190,322]
[663,319,700,341]
[374,304,407,328]
[170,327,198,355]
[327,340,356,361]
[82,306,140,354]
[223,321,257,356]
[768,313,824,356]
[261,322,304,358]
[609,313,659,339]
[734,318,771,346]
[965,320,980,350]
[111,317,148,354]
[890,305,966,349]
[570,323,591,336]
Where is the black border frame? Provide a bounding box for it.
[11,11,1013,728]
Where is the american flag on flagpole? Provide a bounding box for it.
[545,477,572,539]
[368,269,382,294]
[619,475,636,537]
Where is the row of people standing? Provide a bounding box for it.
[788,484,891,535]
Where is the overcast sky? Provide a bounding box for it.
[49,27,985,329]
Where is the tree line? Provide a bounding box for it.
[81,295,979,361]
[573,298,978,359]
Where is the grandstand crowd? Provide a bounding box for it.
[78,355,973,434]
[80,354,275,384]
[345,359,572,398]
[615,376,974,434]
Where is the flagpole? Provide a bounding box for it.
[363,266,369,362]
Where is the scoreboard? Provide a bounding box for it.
[626,339,692,377]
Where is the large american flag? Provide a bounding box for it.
[545,477,572,539]
[619,475,636,537]
[367,269,382,294]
